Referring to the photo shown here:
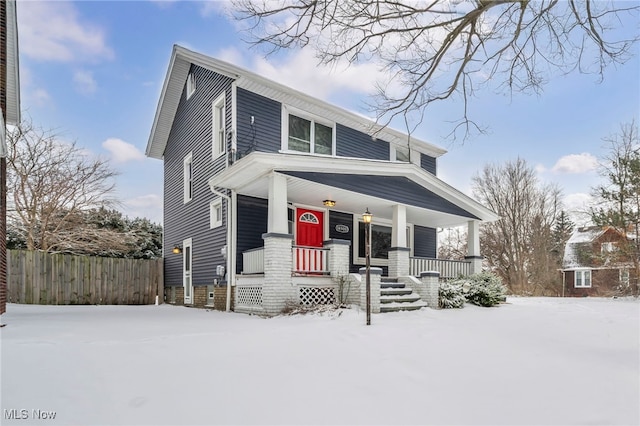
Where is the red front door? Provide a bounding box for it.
[296,208,324,247]
[295,208,324,273]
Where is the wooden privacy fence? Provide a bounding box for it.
[7,250,164,305]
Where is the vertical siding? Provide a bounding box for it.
[236,88,281,157]
[421,153,437,175]
[164,64,233,287]
[336,124,390,160]
[414,225,437,258]
[328,211,356,273]
[236,195,269,274]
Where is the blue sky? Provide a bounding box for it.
[16,1,640,225]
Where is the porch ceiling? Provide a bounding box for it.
[208,151,499,228]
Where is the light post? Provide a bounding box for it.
[362,208,372,325]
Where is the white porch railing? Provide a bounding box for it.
[242,247,264,274]
[292,246,329,274]
[410,257,471,279]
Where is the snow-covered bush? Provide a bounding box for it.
[439,281,465,308]
[461,272,507,307]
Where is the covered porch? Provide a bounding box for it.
[209,152,497,315]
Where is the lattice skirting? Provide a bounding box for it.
[299,287,335,306]
[236,286,263,306]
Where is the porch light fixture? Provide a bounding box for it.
[363,208,372,325]
[172,245,182,254]
[323,199,336,207]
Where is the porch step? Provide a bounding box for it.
[380,300,429,313]
[379,279,427,313]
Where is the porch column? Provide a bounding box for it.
[389,205,410,277]
[262,172,295,316]
[466,220,482,274]
[268,172,288,234]
[262,233,295,316]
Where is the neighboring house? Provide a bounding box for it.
[145,45,498,316]
[561,226,637,297]
[1,0,21,318]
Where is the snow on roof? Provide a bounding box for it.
[562,227,605,269]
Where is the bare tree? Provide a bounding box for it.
[473,158,561,295]
[591,120,640,295]
[438,226,467,260]
[231,0,639,138]
[6,120,119,252]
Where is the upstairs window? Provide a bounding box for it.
[186,73,196,99]
[574,269,592,288]
[212,94,226,159]
[183,152,193,203]
[285,110,334,155]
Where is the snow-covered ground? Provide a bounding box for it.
[1,297,638,426]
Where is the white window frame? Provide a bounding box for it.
[391,145,410,162]
[183,238,193,304]
[281,106,336,156]
[210,198,223,229]
[183,152,193,204]
[352,217,414,266]
[620,268,630,286]
[574,269,592,288]
[212,93,226,159]
[186,73,196,99]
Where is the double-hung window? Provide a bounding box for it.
[285,110,334,155]
[212,94,226,159]
[574,269,592,288]
[183,152,193,203]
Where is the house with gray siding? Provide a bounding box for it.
[146,45,498,316]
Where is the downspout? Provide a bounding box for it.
[210,187,233,312]
[561,271,565,298]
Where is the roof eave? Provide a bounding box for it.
[209,152,497,222]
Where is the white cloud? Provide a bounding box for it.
[551,153,598,174]
[30,88,52,107]
[563,193,594,227]
[102,138,145,163]
[217,47,385,104]
[124,194,163,224]
[535,163,546,174]
[18,1,114,63]
[126,194,162,209]
[73,70,97,95]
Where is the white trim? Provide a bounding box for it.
[352,216,394,267]
[210,197,223,229]
[231,82,238,156]
[183,152,193,203]
[183,238,194,304]
[186,72,196,99]
[212,93,226,160]
[208,151,499,223]
[145,45,447,160]
[281,105,336,156]
[574,269,592,288]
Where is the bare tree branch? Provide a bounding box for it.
[231,0,639,140]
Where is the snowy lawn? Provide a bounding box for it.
[1,297,638,426]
